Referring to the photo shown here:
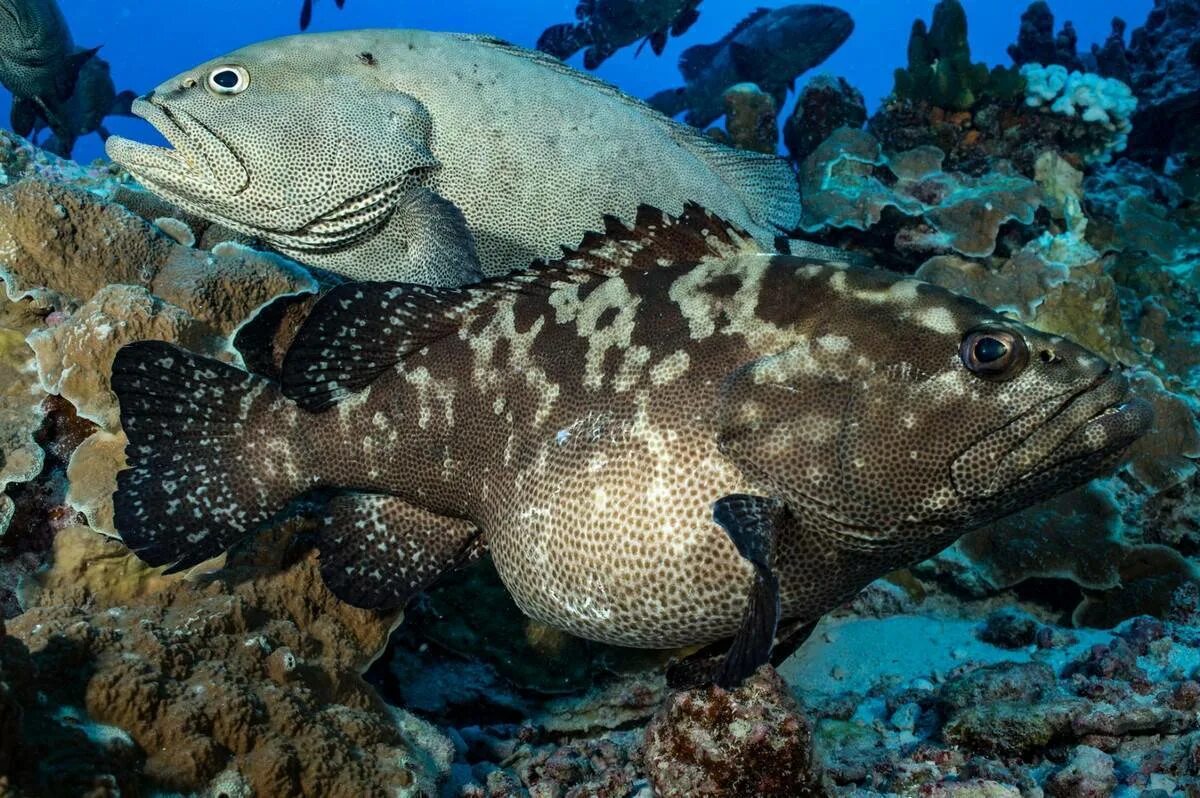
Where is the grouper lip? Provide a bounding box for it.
[107,98,250,197]
[106,98,197,177]
[953,370,1153,498]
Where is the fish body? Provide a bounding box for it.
[648,4,854,128]
[537,0,703,70]
[0,0,98,131]
[105,30,801,286]
[26,50,136,157]
[111,208,1151,678]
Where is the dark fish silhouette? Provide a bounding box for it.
[0,0,100,139]
[22,49,136,158]
[537,0,704,70]
[300,0,346,31]
[648,4,854,128]
[110,206,1151,688]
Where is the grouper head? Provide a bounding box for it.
[717,261,1152,554]
[105,33,436,247]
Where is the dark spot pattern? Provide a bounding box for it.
[110,206,1152,649]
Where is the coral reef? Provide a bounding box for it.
[1124,0,1200,175]
[798,127,1042,264]
[891,0,1022,112]
[1007,2,1084,72]
[1021,63,1136,159]
[3,524,449,796]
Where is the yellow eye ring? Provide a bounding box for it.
[206,65,250,95]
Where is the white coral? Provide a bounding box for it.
[1020,63,1138,158]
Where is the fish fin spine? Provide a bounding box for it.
[111,341,305,572]
[281,281,471,412]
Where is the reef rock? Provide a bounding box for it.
[1007,2,1085,72]
[642,666,824,797]
[1125,0,1200,173]
[784,75,867,165]
[5,525,448,796]
[720,83,778,154]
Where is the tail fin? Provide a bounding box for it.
[110,89,136,118]
[111,341,304,572]
[537,23,590,60]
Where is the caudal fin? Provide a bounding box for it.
[111,341,305,572]
[537,23,590,60]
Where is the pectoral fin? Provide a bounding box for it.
[394,188,484,286]
[318,493,483,609]
[712,493,783,688]
[10,97,38,137]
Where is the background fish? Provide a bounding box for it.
[299,0,346,31]
[0,0,98,137]
[537,0,704,70]
[105,29,801,286]
[648,4,854,128]
[23,49,135,157]
[110,207,1151,687]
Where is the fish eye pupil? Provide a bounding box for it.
[973,336,1008,363]
[213,70,240,89]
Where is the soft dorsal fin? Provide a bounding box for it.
[280,204,775,412]
[280,281,472,412]
[725,7,772,42]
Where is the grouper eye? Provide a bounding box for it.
[960,329,1028,381]
[206,65,250,95]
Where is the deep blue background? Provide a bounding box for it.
[1,0,1152,162]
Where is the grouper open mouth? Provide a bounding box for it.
[106,98,249,196]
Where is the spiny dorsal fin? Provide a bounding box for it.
[281,204,772,411]
[680,8,769,79]
[547,202,765,272]
[725,7,772,42]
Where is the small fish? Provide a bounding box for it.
[22,50,136,158]
[110,207,1151,687]
[648,4,854,128]
[299,0,346,32]
[537,0,703,70]
[0,0,100,135]
[105,30,802,287]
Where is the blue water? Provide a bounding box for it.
[2,0,1152,163]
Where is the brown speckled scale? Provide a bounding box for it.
[111,207,1151,652]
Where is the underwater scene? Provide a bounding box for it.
[0,0,1199,795]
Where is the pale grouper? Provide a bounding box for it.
[109,208,1151,685]
[104,30,802,286]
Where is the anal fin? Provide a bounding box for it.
[318,493,482,609]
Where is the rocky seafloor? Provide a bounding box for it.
[2,0,1200,795]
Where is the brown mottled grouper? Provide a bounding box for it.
[110,208,1152,685]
